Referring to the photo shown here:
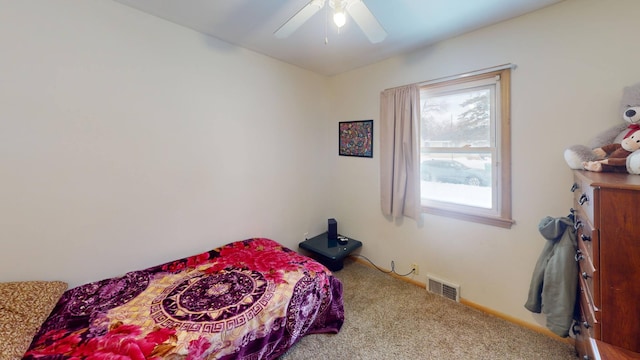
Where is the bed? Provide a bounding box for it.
[3,238,344,360]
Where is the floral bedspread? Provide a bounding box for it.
[23,238,344,359]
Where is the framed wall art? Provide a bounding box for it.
[339,120,373,158]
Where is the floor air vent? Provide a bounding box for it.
[427,274,460,302]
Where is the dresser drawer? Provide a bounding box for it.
[573,207,597,263]
[572,174,595,222]
[579,273,600,338]
[575,305,598,360]
[576,246,598,307]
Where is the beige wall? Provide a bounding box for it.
[328,0,640,326]
[0,0,333,287]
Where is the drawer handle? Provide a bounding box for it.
[571,183,579,192]
[575,250,584,262]
[582,272,591,279]
[581,234,591,242]
[574,221,583,231]
[583,356,591,360]
[579,193,589,205]
[572,322,581,335]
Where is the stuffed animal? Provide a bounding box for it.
[564,82,640,174]
[583,131,640,172]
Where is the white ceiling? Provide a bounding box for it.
[113,0,563,76]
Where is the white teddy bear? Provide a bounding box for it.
[564,82,640,174]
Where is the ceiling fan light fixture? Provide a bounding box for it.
[333,10,346,28]
[275,0,387,43]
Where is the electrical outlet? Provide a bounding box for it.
[410,263,419,275]
[303,232,309,240]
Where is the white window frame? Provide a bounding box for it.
[419,67,513,228]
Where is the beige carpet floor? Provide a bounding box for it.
[280,258,577,359]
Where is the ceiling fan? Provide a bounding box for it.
[274,0,387,44]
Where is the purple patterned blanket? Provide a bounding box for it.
[23,238,344,359]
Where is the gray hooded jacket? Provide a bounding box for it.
[524,216,578,337]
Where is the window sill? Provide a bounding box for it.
[422,206,515,229]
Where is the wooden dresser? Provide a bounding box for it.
[571,170,640,359]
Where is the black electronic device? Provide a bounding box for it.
[337,235,349,245]
[328,218,337,240]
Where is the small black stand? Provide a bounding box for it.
[299,232,362,271]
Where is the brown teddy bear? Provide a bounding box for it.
[583,131,640,172]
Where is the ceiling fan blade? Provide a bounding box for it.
[346,0,387,43]
[274,0,325,39]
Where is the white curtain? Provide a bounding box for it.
[379,84,421,220]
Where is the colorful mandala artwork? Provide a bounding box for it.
[150,269,274,333]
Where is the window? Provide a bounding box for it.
[419,68,513,228]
